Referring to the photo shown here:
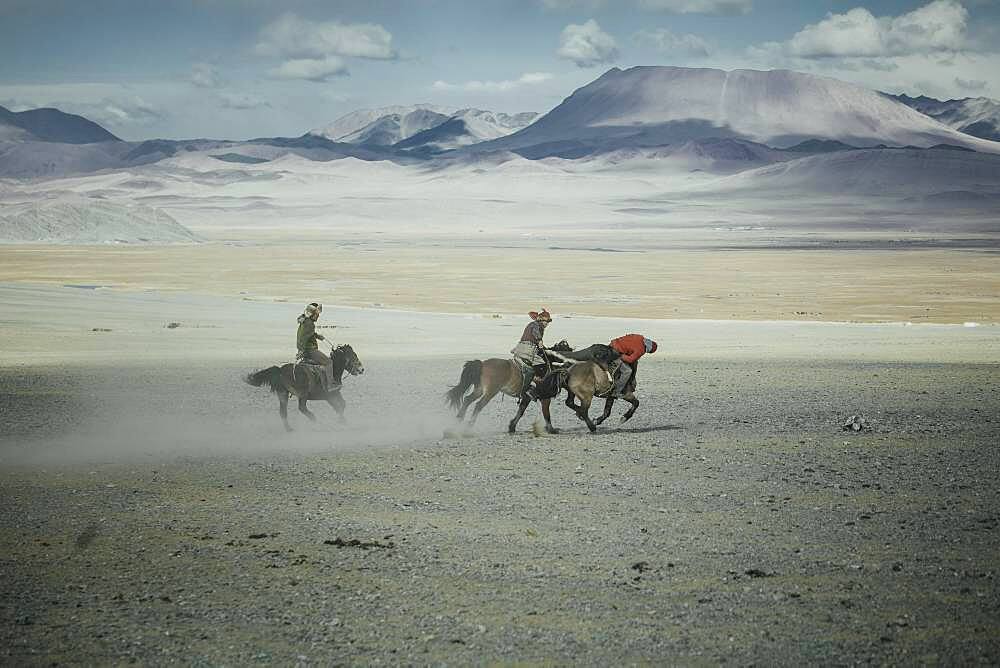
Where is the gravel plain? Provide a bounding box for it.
[2,353,999,665]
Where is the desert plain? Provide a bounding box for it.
[0,144,999,665]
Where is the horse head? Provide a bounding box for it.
[550,339,574,353]
[336,344,365,376]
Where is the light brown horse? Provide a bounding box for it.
[550,349,640,432]
[445,355,560,434]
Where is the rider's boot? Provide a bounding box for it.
[520,365,535,402]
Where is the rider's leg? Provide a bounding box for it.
[520,363,535,400]
[615,362,633,397]
[308,349,339,391]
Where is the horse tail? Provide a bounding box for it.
[445,360,482,409]
[245,366,284,394]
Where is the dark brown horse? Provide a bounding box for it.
[549,345,640,432]
[445,349,564,434]
[246,344,364,431]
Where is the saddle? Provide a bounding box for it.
[532,369,565,400]
[292,359,339,392]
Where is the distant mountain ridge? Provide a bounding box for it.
[393,109,541,154]
[887,93,1000,142]
[310,105,455,145]
[309,105,539,152]
[3,66,1000,180]
[0,105,120,143]
[477,66,1000,158]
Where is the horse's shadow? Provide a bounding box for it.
[545,423,683,435]
[614,424,684,434]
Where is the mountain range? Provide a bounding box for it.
[1,66,999,180]
[888,93,1000,142]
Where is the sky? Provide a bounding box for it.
[1,0,998,140]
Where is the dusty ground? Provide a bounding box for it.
[2,286,999,663]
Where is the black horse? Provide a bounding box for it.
[246,344,364,431]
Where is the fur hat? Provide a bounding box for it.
[644,337,658,354]
[529,309,552,323]
[304,302,323,317]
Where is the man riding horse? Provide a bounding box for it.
[609,334,657,397]
[511,309,552,402]
[296,302,340,392]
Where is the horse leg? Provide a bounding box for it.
[508,393,531,434]
[279,392,293,432]
[326,393,347,424]
[621,392,640,423]
[594,397,615,427]
[298,397,317,422]
[469,387,500,428]
[541,398,559,434]
[578,394,598,433]
[566,390,590,425]
[458,385,483,420]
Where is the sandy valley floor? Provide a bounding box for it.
[2,240,999,324]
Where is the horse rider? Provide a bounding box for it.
[296,302,340,392]
[609,334,658,397]
[511,309,552,401]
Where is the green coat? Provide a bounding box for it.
[296,315,320,352]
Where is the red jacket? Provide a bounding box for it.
[611,334,647,364]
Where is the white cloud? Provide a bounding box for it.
[269,56,348,82]
[432,72,554,92]
[219,92,271,110]
[71,98,162,130]
[636,0,752,14]
[787,0,969,59]
[190,63,222,88]
[736,0,998,100]
[635,28,712,56]
[955,77,987,91]
[557,19,618,68]
[540,0,751,12]
[2,95,161,127]
[541,0,606,8]
[256,13,396,61]
[0,84,175,132]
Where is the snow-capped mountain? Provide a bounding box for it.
[309,105,454,145]
[480,66,1000,157]
[395,109,540,153]
[4,67,1000,182]
[0,105,121,144]
[888,94,1000,142]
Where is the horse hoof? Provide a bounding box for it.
[546,426,560,434]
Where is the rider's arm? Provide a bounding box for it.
[620,348,642,364]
